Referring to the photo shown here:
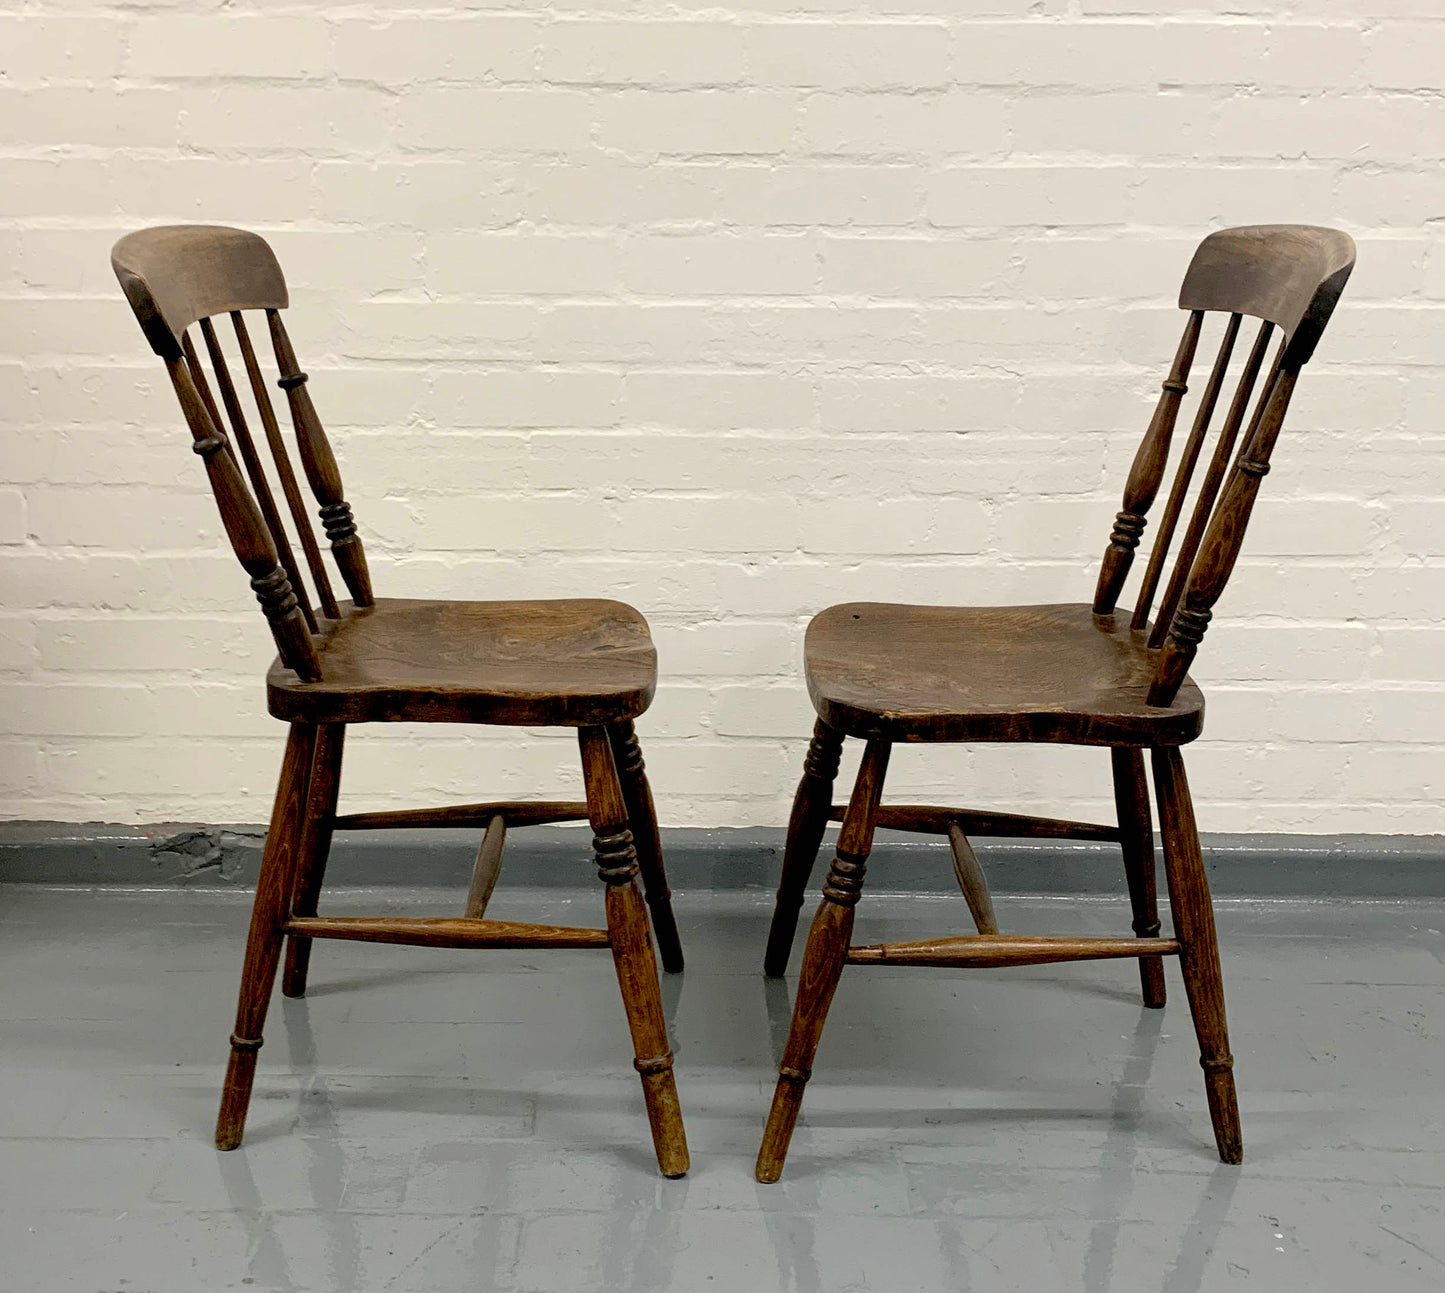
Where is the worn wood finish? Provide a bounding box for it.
[846,934,1182,968]
[1111,747,1166,1009]
[282,915,610,949]
[761,226,1354,1178]
[1149,322,1277,650]
[947,823,999,936]
[115,224,689,1175]
[763,719,844,978]
[806,602,1204,746]
[281,722,345,998]
[757,738,890,1184]
[269,598,658,727]
[579,726,689,1177]
[165,352,320,682]
[216,723,317,1151]
[1094,310,1203,615]
[1152,747,1242,1163]
[198,316,316,634]
[829,803,1121,841]
[231,310,339,621]
[464,814,507,919]
[1131,313,1240,631]
[334,801,590,831]
[608,721,684,974]
[267,310,373,608]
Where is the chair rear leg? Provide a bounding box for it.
[764,719,844,977]
[608,721,684,974]
[757,737,890,1183]
[216,723,318,1150]
[1112,746,1167,1008]
[579,726,689,1178]
[1151,746,1242,1164]
[282,723,346,998]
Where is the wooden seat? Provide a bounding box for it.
[268,597,657,727]
[757,225,1356,1184]
[112,224,687,1177]
[805,602,1204,747]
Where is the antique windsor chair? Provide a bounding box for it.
[111,225,688,1177]
[756,225,1356,1183]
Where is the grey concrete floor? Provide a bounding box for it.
[1,884,1442,1292]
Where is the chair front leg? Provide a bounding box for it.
[756,736,890,1183]
[1152,746,1242,1164]
[1112,745,1167,1008]
[579,725,689,1178]
[607,720,684,973]
[282,722,346,998]
[764,718,844,977]
[216,723,318,1150]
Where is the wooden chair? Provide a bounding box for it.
[756,225,1355,1183]
[111,225,688,1177]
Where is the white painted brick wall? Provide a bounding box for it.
[1,3,1441,834]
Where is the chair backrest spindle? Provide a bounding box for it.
[1093,310,1204,616]
[230,310,340,621]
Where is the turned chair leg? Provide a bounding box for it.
[1112,746,1167,1009]
[282,723,345,998]
[757,737,890,1183]
[216,723,318,1150]
[764,719,844,978]
[579,726,690,1178]
[1152,746,1242,1164]
[608,721,684,974]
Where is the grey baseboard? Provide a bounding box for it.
[0,821,1441,898]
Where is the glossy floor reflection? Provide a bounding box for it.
[2,885,1442,1291]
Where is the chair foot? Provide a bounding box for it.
[1203,1058,1243,1163]
[215,724,317,1151]
[756,738,890,1183]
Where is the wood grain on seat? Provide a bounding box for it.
[805,602,1203,746]
[268,598,657,726]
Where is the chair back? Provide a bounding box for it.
[112,225,375,681]
[1090,225,1355,706]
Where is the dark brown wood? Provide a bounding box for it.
[114,223,688,1176]
[1094,310,1202,614]
[267,310,374,608]
[463,814,507,919]
[334,801,590,831]
[846,934,1181,968]
[1152,747,1242,1163]
[1149,322,1277,650]
[805,602,1204,746]
[947,823,999,935]
[216,723,317,1150]
[1150,365,1301,708]
[199,316,316,634]
[1111,746,1166,1008]
[112,224,288,361]
[268,597,657,726]
[829,803,1121,842]
[1131,313,1240,631]
[579,726,689,1177]
[1179,224,1355,366]
[282,722,345,998]
[759,226,1354,1181]
[165,352,320,682]
[757,737,890,1184]
[764,718,844,977]
[283,915,610,949]
[231,310,339,621]
[608,721,683,973]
